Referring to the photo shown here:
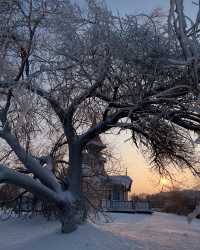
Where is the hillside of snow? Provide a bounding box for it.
[0,212,199,250]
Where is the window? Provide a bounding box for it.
[112,190,120,200]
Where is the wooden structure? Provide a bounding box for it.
[103,175,132,201]
[82,133,107,208]
[82,129,152,214]
[101,176,152,213]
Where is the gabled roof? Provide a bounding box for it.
[107,175,132,191]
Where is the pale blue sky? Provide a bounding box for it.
[75,0,197,17]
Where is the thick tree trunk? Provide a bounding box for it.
[0,129,84,233]
[61,141,86,230]
[60,205,78,233]
[67,142,82,197]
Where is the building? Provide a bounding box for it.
[82,133,133,209]
[103,175,132,201]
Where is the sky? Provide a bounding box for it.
[75,0,197,16]
[106,131,198,195]
[74,0,199,194]
[75,0,169,13]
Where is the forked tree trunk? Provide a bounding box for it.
[0,128,85,233]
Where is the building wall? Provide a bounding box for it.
[82,149,130,208]
[103,184,129,201]
[82,149,108,208]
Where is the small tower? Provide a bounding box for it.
[86,116,106,153]
[86,134,106,153]
[82,117,107,176]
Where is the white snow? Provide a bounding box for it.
[0,212,200,250]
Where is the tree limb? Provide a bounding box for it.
[0,164,64,205]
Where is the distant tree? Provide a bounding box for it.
[1,0,200,232]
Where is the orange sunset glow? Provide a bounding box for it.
[106,131,197,195]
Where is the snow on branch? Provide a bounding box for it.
[0,164,63,204]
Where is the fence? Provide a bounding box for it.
[102,199,151,212]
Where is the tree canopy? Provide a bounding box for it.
[0,0,200,232]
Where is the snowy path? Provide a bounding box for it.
[0,212,199,250]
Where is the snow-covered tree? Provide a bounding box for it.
[1,0,200,232]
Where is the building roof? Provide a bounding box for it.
[87,135,106,151]
[107,175,132,191]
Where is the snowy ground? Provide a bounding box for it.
[0,212,199,250]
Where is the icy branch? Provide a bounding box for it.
[0,164,64,204]
[0,130,62,193]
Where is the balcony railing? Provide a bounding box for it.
[102,199,151,213]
